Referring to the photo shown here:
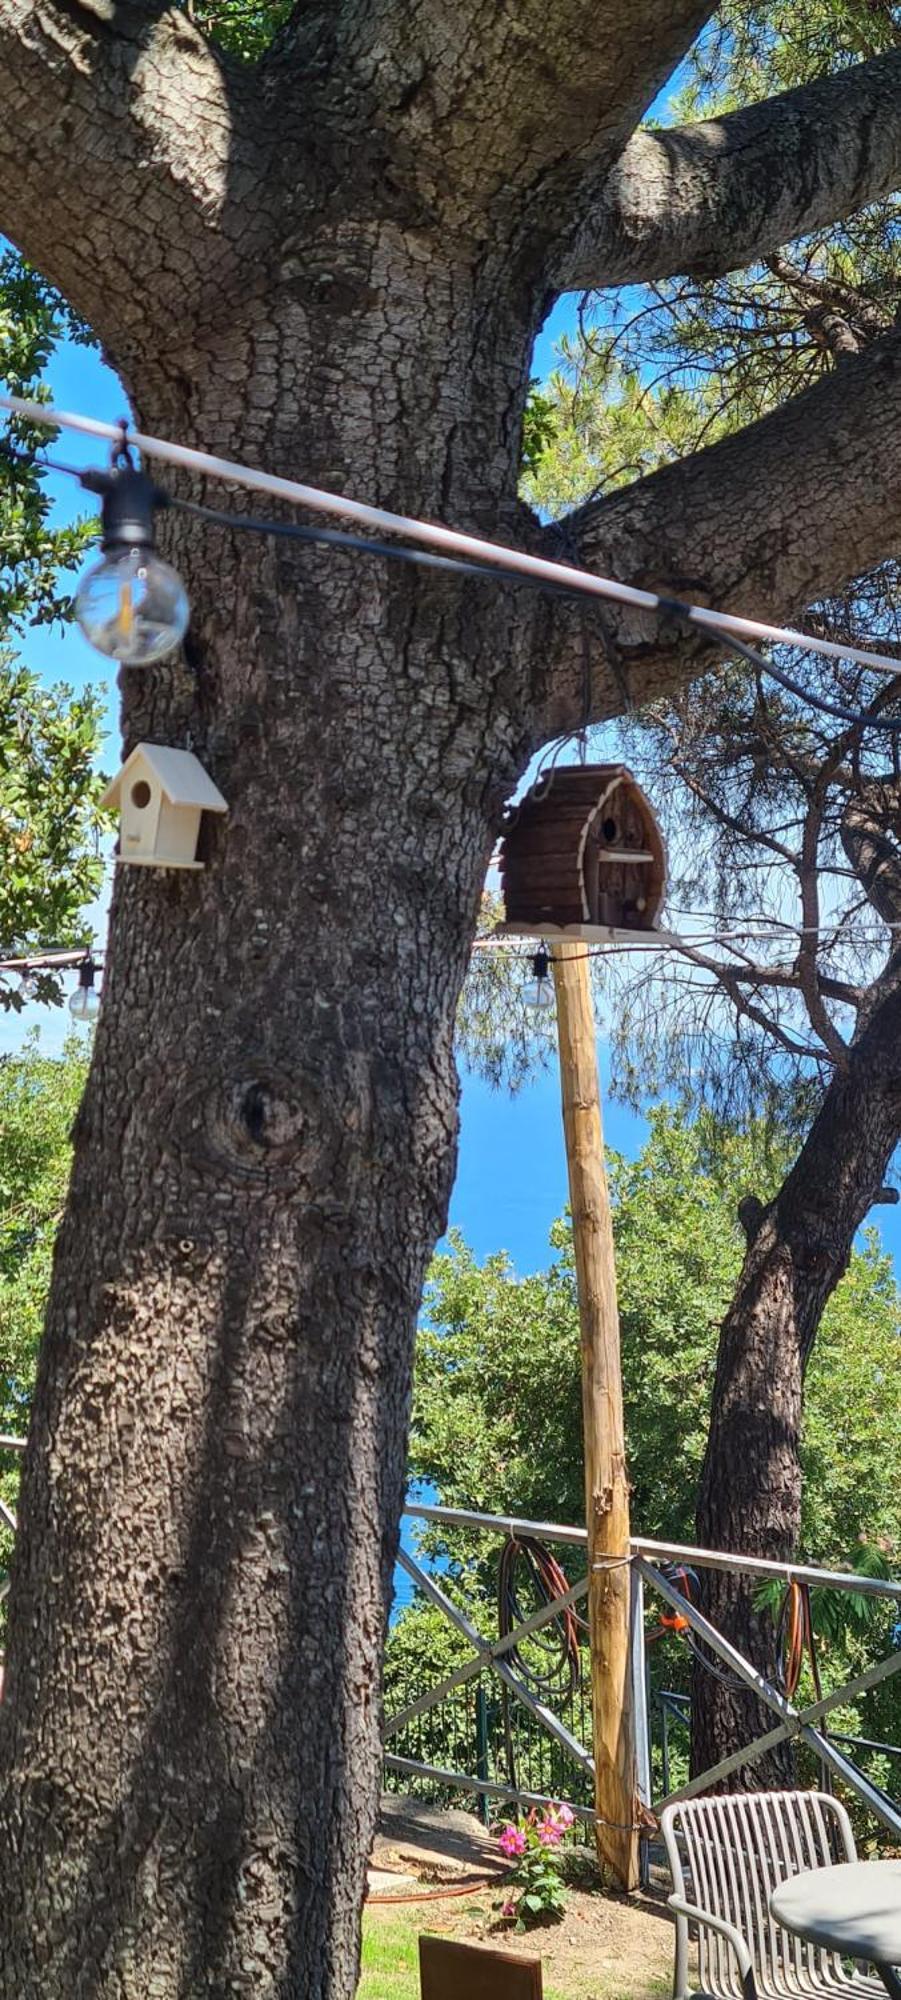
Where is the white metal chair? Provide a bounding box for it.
[661,1791,885,2000]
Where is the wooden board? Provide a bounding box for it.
[496,921,679,947]
[418,1935,543,1998]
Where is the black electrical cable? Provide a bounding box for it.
[170,492,570,592]
[0,439,581,600]
[661,602,901,739]
[7,434,901,739]
[177,498,901,737]
[152,508,901,742]
[650,1562,755,1694]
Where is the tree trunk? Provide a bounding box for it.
[4,4,901,1988]
[0,266,546,1998]
[692,971,901,1783]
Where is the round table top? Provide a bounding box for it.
[771,1861,901,1966]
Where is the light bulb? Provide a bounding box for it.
[69,984,100,1022]
[74,455,189,664]
[69,956,100,1023]
[75,547,189,665]
[19,970,38,1002]
[523,948,555,1013]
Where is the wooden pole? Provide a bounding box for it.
[551,939,639,1892]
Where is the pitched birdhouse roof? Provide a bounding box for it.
[101,744,227,814]
[497,762,667,942]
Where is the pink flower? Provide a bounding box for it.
[501,1898,518,1918]
[538,1820,563,1846]
[499,1825,527,1857]
[553,1803,575,1829]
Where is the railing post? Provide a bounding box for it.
[630,1566,652,1887]
[475,1683,491,1827]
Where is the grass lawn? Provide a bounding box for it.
[358,1897,674,2000]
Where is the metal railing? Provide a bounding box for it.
[0,1449,897,1841]
[386,1502,901,1844]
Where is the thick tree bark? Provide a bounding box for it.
[1,3,901,1993]
[692,963,901,1784]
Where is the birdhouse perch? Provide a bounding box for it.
[497,764,665,941]
[101,743,227,871]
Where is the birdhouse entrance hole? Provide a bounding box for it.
[131,780,152,809]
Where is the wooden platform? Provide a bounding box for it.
[496,921,680,948]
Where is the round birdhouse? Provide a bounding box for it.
[498,764,666,941]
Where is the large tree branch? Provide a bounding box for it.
[0,1,276,355]
[841,778,901,930]
[792,795,848,1062]
[531,324,901,737]
[553,46,901,291]
[672,943,829,1063]
[268,0,711,231]
[695,960,862,1009]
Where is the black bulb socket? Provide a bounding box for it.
[80,465,170,553]
[531,947,550,980]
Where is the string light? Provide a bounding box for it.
[68,954,100,1023]
[74,436,189,664]
[523,947,555,1011]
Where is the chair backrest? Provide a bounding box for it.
[661,1790,858,1997]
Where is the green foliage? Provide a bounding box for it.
[520,8,900,519]
[0,251,95,632]
[394,1107,901,1791]
[405,1104,901,1599]
[456,894,557,1093]
[515,10,901,1123]
[682,3,900,109]
[383,1603,477,1774]
[0,250,108,981]
[0,1038,86,1562]
[188,0,293,62]
[521,381,558,480]
[0,660,107,990]
[0,1037,87,1430]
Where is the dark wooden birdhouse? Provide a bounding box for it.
[498,764,666,941]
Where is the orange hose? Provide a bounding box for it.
[366,1873,505,1907]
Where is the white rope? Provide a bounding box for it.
[2,391,900,678]
[472,920,897,956]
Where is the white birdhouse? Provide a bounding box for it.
[101,743,227,871]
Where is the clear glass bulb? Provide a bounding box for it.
[19,971,39,1002]
[69,983,100,1022]
[75,547,189,664]
[523,976,555,1012]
